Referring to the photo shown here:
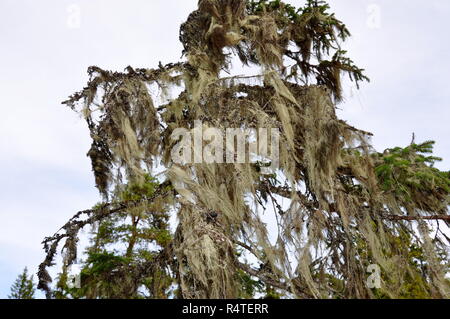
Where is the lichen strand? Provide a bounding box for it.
[39,0,449,299]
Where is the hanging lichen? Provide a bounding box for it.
[38,0,449,299]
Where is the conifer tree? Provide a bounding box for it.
[9,267,36,299]
[38,0,449,299]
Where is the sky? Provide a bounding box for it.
[0,0,448,298]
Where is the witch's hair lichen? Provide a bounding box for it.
[38,0,449,299]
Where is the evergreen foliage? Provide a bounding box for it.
[9,267,36,299]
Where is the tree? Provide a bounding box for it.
[38,0,449,299]
[9,267,36,299]
[52,175,174,299]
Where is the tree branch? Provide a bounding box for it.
[37,181,173,298]
[385,215,450,222]
[236,262,290,292]
[263,184,449,223]
[236,262,313,299]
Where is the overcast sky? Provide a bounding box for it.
[0,0,448,298]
